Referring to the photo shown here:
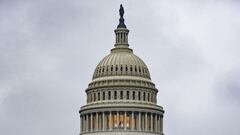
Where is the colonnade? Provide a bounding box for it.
[80,111,163,133]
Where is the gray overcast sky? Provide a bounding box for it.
[0,0,240,135]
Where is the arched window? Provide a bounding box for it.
[132,91,135,100]
[111,66,113,71]
[120,91,123,99]
[114,91,117,99]
[94,93,96,101]
[108,91,111,100]
[98,92,100,101]
[126,91,129,99]
[103,91,105,100]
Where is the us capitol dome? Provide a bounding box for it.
[79,5,164,135]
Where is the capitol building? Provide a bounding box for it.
[79,5,164,135]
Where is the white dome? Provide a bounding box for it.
[92,49,151,80]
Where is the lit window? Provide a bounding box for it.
[107,113,110,129]
[113,113,117,128]
[126,112,130,129]
[119,112,124,129]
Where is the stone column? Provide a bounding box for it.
[157,115,160,133]
[86,114,89,132]
[154,114,158,132]
[138,112,141,131]
[145,112,147,131]
[90,113,93,131]
[102,112,105,131]
[84,115,86,132]
[96,113,98,131]
[160,115,163,133]
[151,113,153,132]
[131,111,134,130]
[80,115,82,133]
[124,111,127,130]
[110,111,112,130]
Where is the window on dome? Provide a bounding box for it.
[114,91,117,99]
[148,93,150,101]
[120,65,123,71]
[152,93,154,102]
[111,66,113,71]
[141,112,145,130]
[103,92,105,100]
[143,92,146,101]
[138,92,141,100]
[98,92,100,101]
[130,66,133,72]
[119,112,124,129]
[126,91,129,99]
[94,93,96,101]
[125,66,128,71]
[147,113,151,130]
[108,91,111,100]
[132,91,135,100]
[115,65,118,71]
[120,91,123,99]
[153,114,156,131]
[133,112,137,129]
[93,113,96,130]
[113,112,117,129]
[98,112,102,130]
[88,114,91,131]
[126,112,130,129]
[139,68,141,73]
[107,112,110,129]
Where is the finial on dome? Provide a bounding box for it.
[117,4,126,28]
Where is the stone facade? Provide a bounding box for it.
[79,5,164,135]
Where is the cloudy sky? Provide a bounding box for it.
[0,0,240,135]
